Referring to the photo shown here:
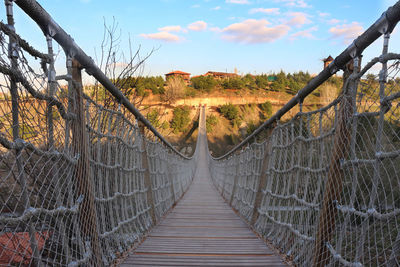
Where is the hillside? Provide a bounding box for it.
[139,80,341,157]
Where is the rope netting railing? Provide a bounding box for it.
[0,0,197,266]
[209,2,400,267]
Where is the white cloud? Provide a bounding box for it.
[191,4,200,8]
[212,6,221,10]
[226,0,250,4]
[158,25,182,32]
[318,12,330,17]
[290,26,318,40]
[188,21,208,31]
[330,22,363,44]
[249,8,280,15]
[327,19,340,25]
[210,27,222,32]
[286,12,312,27]
[140,32,181,42]
[221,19,290,43]
[275,0,311,8]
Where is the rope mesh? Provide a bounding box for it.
[0,0,400,266]
[210,31,400,266]
[0,2,196,266]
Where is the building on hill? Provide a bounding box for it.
[323,55,333,69]
[165,70,191,84]
[204,71,239,79]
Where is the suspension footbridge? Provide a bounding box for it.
[0,0,400,266]
[121,107,287,266]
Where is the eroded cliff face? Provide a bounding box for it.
[140,91,292,107]
[172,96,285,107]
[139,89,332,157]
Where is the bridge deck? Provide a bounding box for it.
[121,109,287,266]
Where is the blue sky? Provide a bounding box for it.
[11,0,400,77]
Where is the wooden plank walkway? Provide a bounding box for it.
[121,107,287,267]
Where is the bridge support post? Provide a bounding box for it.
[312,59,359,267]
[139,124,157,226]
[250,129,273,226]
[70,59,102,266]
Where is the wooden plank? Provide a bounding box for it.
[120,107,287,266]
[121,254,286,267]
[149,226,256,238]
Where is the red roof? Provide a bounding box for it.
[165,70,191,75]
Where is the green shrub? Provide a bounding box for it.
[184,87,197,97]
[116,76,165,95]
[243,74,257,90]
[206,115,218,133]
[171,106,190,133]
[268,70,312,94]
[219,103,238,121]
[221,77,245,90]
[246,121,258,136]
[161,121,169,130]
[255,75,269,89]
[191,76,217,92]
[260,101,273,119]
[146,109,160,128]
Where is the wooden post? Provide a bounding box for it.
[250,127,274,226]
[312,66,356,267]
[139,123,157,225]
[70,59,102,267]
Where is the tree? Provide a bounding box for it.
[287,71,311,94]
[91,17,155,110]
[164,77,186,104]
[221,77,245,90]
[191,76,217,92]
[255,75,269,89]
[242,74,258,90]
[269,71,287,92]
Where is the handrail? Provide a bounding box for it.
[14,0,191,159]
[213,0,400,160]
